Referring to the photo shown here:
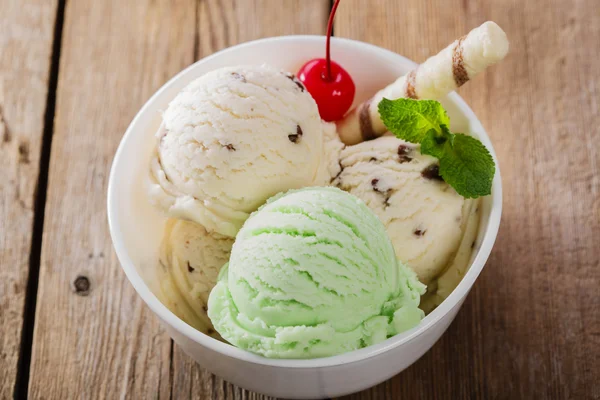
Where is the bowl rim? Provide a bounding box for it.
[107,35,502,369]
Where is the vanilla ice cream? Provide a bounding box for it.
[334,136,469,284]
[155,219,233,337]
[149,65,344,237]
[420,198,480,312]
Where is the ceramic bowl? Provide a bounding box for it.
[107,36,502,399]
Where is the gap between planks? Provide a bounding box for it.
[12,0,68,398]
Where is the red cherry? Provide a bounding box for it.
[296,0,355,122]
[298,58,355,122]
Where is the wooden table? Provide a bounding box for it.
[1,0,598,398]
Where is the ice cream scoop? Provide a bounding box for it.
[208,187,425,359]
[155,219,233,338]
[334,136,473,284]
[420,198,480,313]
[148,65,344,237]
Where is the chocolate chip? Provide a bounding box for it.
[187,262,194,273]
[370,178,387,193]
[202,305,208,313]
[287,134,300,143]
[207,328,215,335]
[398,144,411,154]
[371,178,392,206]
[284,72,305,92]
[293,80,305,91]
[72,276,91,296]
[384,196,391,208]
[288,125,303,143]
[231,72,246,82]
[471,241,476,249]
[398,144,413,163]
[369,157,378,162]
[224,143,236,151]
[414,229,426,237]
[421,164,444,181]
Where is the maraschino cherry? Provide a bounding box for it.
[297,0,355,122]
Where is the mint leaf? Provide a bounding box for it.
[378,98,450,143]
[422,131,495,198]
[421,124,454,158]
[420,128,444,157]
[378,97,495,198]
[441,124,455,146]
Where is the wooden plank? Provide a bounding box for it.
[0,0,58,397]
[336,0,600,398]
[19,0,599,398]
[170,1,330,399]
[26,0,196,398]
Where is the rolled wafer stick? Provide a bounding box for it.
[337,21,509,145]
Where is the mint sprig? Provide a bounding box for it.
[377,98,450,143]
[378,98,495,198]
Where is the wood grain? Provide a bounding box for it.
[336,0,600,398]
[26,0,196,398]
[171,1,329,399]
[0,0,58,397]
[196,0,330,56]
[5,0,597,399]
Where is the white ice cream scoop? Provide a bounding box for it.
[334,135,472,284]
[148,65,343,237]
[155,219,233,338]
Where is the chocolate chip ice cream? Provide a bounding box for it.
[155,219,233,337]
[148,65,343,238]
[335,135,477,285]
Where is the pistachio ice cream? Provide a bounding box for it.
[208,187,425,358]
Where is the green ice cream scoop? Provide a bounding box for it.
[208,187,425,359]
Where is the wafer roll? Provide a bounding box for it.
[337,21,509,145]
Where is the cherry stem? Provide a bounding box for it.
[325,0,341,82]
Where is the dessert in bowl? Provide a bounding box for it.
[108,21,505,398]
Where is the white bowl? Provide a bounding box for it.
[108,36,502,399]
